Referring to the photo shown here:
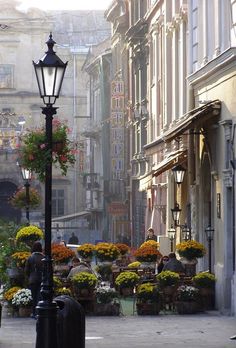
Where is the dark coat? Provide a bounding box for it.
[25,252,44,284]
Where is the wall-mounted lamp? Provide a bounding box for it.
[172,164,186,185]
[167,225,176,252]
[181,224,191,241]
[171,203,181,226]
[205,225,214,273]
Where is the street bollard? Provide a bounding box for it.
[55,295,85,348]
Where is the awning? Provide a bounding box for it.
[52,211,91,222]
[139,172,153,191]
[153,149,187,177]
[163,100,221,142]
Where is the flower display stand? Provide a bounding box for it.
[175,301,199,314]
[19,306,32,317]
[94,303,120,316]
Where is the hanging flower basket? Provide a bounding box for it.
[18,118,77,181]
[10,187,41,209]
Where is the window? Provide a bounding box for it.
[191,0,198,70]
[0,65,13,88]
[52,189,64,216]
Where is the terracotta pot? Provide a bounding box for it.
[19,306,32,317]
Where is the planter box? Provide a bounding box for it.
[94,303,120,316]
[175,301,200,314]
[136,302,160,315]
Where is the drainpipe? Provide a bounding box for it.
[187,85,195,235]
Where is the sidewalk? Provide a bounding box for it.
[1,310,236,348]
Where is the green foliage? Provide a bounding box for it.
[192,272,216,288]
[136,282,159,302]
[115,271,140,289]
[71,271,98,289]
[156,270,180,287]
[15,225,43,244]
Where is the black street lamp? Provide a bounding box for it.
[171,203,182,226]
[205,225,214,273]
[33,33,67,348]
[172,164,186,185]
[167,225,176,252]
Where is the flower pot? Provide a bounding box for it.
[7,268,23,279]
[19,306,32,317]
[199,288,215,310]
[181,258,198,277]
[175,301,199,314]
[120,287,134,297]
[94,303,120,316]
[52,141,65,153]
[136,302,160,315]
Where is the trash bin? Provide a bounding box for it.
[55,295,85,348]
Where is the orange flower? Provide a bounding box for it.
[52,244,75,263]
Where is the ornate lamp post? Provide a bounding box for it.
[172,164,186,185]
[171,203,182,227]
[33,33,67,348]
[205,225,214,273]
[17,161,32,224]
[167,225,176,252]
[21,167,32,224]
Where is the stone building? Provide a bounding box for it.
[0,1,110,243]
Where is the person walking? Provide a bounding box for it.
[25,241,44,318]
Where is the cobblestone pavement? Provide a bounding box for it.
[1,311,236,348]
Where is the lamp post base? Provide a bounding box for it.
[36,300,59,348]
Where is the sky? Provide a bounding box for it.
[17,0,112,11]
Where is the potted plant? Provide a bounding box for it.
[175,240,206,276]
[175,285,200,314]
[15,225,43,247]
[115,271,140,296]
[18,118,77,181]
[128,261,141,269]
[175,240,206,260]
[52,244,75,264]
[77,243,95,261]
[134,246,162,267]
[156,270,180,288]
[95,285,120,316]
[192,272,216,310]
[115,243,130,256]
[3,286,22,316]
[71,271,98,297]
[12,288,33,317]
[10,187,41,209]
[139,240,160,249]
[94,243,120,263]
[10,251,31,269]
[136,282,161,315]
[52,244,75,276]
